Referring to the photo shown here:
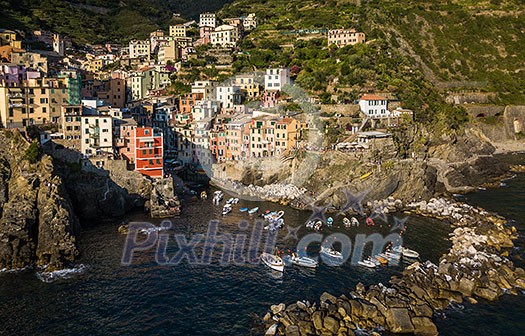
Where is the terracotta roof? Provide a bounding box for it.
[360,94,387,101]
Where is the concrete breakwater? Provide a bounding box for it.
[262,198,524,336]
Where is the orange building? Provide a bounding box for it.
[117,124,163,178]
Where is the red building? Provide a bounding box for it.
[134,126,164,178]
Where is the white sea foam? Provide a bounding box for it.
[36,264,87,283]
[0,266,31,274]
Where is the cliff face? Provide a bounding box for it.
[0,132,78,271]
[212,122,510,208]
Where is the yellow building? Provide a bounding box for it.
[0,78,50,128]
[275,118,300,154]
[169,25,187,38]
[0,29,22,49]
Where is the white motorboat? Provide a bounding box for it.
[392,246,419,259]
[351,217,359,226]
[401,248,419,259]
[358,259,377,268]
[314,221,323,231]
[248,207,259,214]
[384,251,401,261]
[342,217,351,227]
[264,218,284,231]
[306,220,315,228]
[286,255,318,268]
[320,246,343,259]
[213,191,223,205]
[261,252,284,272]
[222,204,232,215]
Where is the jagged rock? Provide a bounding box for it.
[297,321,314,335]
[265,324,278,336]
[473,287,499,301]
[323,316,339,334]
[412,304,433,318]
[285,325,300,336]
[296,301,307,311]
[320,292,338,305]
[270,303,286,315]
[312,311,324,330]
[384,308,415,333]
[412,316,438,336]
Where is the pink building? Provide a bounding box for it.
[262,90,280,108]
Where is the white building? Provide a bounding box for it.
[199,13,216,28]
[216,85,242,109]
[53,34,65,56]
[358,94,390,118]
[80,115,113,156]
[327,29,365,48]
[210,25,239,48]
[264,68,291,91]
[192,100,219,121]
[128,40,151,59]
[194,118,213,167]
[243,13,258,30]
[191,80,218,100]
[128,70,152,101]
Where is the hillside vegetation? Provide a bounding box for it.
[0,0,233,43]
[216,0,524,131]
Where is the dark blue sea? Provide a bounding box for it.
[0,154,523,335]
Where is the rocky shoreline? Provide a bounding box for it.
[262,197,524,335]
[211,178,311,207]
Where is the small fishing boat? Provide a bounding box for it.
[366,217,375,226]
[351,217,359,226]
[326,217,334,227]
[360,171,373,180]
[358,259,376,268]
[200,191,207,200]
[248,207,259,214]
[314,221,323,231]
[222,204,232,215]
[320,246,343,259]
[261,252,284,272]
[285,254,318,268]
[239,207,249,212]
[265,210,284,221]
[374,255,389,266]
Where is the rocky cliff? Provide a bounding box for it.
[212,123,511,209]
[0,131,78,271]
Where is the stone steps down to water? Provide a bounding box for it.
[263,199,524,336]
